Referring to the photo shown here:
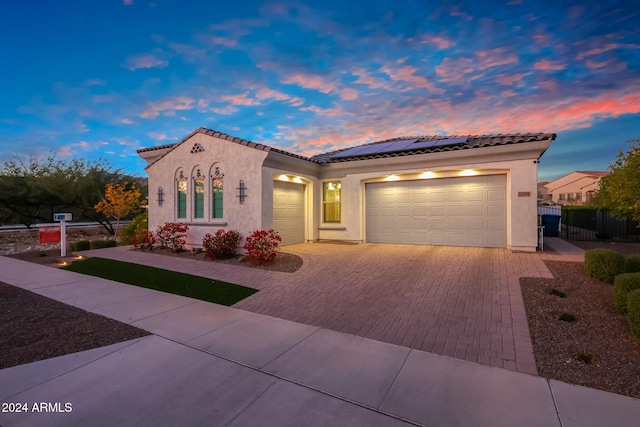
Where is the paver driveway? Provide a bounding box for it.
[232,243,553,374]
[88,243,553,374]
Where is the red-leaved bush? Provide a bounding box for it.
[202,229,241,259]
[156,222,188,252]
[132,230,157,251]
[243,229,282,263]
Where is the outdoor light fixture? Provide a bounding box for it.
[293,176,303,183]
[384,174,400,181]
[420,171,436,179]
[237,180,247,203]
[157,187,164,206]
[279,174,289,181]
[460,169,477,176]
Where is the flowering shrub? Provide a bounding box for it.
[202,229,241,259]
[156,222,188,252]
[243,229,282,263]
[132,230,157,251]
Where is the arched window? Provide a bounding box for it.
[175,169,187,219]
[192,167,205,219]
[211,165,224,219]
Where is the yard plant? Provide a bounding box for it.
[627,290,640,341]
[584,248,625,284]
[243,229,282,263]
[625,254,640,274]
[202,229,241,259]
[156,222,188,252]
[614,272,640,314]
[63,257,258,305]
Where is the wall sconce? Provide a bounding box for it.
[237,180,247,204]
[157,187,164,206]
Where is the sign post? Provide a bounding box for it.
[53,213,72,257]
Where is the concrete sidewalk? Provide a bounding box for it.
[1,256,639,427]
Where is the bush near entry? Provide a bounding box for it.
[202,229,241,259]
[614,272,640,314]
[90,240,117,249]
[156,222,188,252]
[627,289,640,341]
[244,229,282,263]
[584,248,625,284]
[74,240,91,251]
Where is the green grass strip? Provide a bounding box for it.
[63,257,258,306]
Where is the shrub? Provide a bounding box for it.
[613,272,640,313]
[625,254,640,274]
[202,229,241,259]
[133,229,156,250]
[90,239,117,249]
[559,312,576,322]
[157,222,188,252]
[550,289,566,298]
[243,229,282,263]
[627,289,640,341]
[584,248,625,284]
[74,240,91,251]
[120,211,148,244]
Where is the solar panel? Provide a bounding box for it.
[374,139,419,154]
[411,140,438,149]
[330,145,374,158]
[430,137,468,147]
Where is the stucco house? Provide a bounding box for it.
[542,171,608,205]
[137,128,556,252]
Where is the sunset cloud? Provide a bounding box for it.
[140,96,195,119]
[124,53,168,71]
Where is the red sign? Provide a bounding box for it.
[39,226,61,244]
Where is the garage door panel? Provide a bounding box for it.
[366,175,506,248]
[273,181,305,246]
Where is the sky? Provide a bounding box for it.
[0,0,638,182]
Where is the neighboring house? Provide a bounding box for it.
[542,171,609,205]
[137,128,556,252]
[537,181,549,204]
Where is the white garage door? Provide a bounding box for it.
[273,181,305,246]
[366,175,506,247]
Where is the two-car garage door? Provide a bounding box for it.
[366,175,506,248]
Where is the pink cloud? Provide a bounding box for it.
[281,73,337,94]
[168,42,206,61]
[340,88,358,100]
[211,105,238,115]
[496,73,526,85]
[220,93,260,106]
[380,64,441,92]
[210,36,237,47]
[533,60,566,71]
[419,35,455,49]
[575,43,640,60]
[476,48,518,70]
[124,53,168,71]
[434,57,475,83]
[140,96,195,119]
[256,87,290,101]
[121,118,134,125]
[352,68,393,91]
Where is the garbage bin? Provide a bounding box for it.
[542,214,561,237]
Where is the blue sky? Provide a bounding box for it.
[1,0,638,181]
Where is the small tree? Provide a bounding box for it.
[597,138,640,224]
[94,182,143,240]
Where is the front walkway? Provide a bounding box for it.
[84,243,553,374]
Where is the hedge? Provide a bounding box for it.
[625,254,640,274]
[584,248,625,284]
[627,289,640,341]
[613,272,640,313]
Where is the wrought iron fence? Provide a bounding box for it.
[558,207,640,242]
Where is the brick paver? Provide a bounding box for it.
[87,243,553,375]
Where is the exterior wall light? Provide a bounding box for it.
[237,180,247,204]
[460,169,478,176]
[293,176,303,183]
[157,187,164,206]
[384,174,400,181]
[420,171,436,179]
[279,174,289,181]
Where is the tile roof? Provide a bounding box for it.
[137,128,556,166]
[312,133,556,163]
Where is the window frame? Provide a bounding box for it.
[322,181,341,223]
